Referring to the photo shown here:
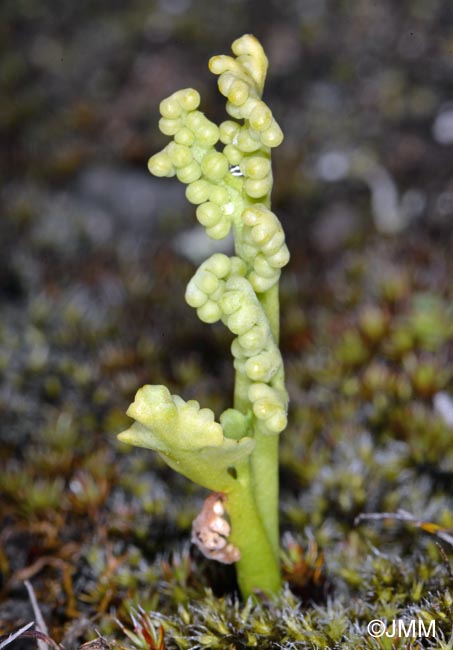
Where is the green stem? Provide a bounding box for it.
[228,179,284,594]
[250,425,280,561]
[258,283,279,342]
[227,462,281,598]
[233,356,281,563]
[234,363,250,415]
[252,283,282,563]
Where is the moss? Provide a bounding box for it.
[1,228,452,650]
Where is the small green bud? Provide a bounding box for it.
[159,117,182,136]
[176,161,201,183]
[225,101,243,120]
[220,408,250,440]
[225,303,260,336]
[197,300,222,323]
[209,185,230,205]
[228,79,249,106]
[245,352,279,382]
[267,412,287,433]
[240,97,260,119]
[231,338,244,359]
[167,142,192,168]
[248,382,275,403]
[195,122,219,147]
[241,205,289,291]
[254,255,275,279]
[185,283,208,308]
[252,400,271,418]
[230,257,247,276]
[245,176,272,198]
[208,283,225,303]
[267,246,290,267]
[242,156,271,179]
[260,122,284,147]
[230,35,268,96]
[185,111,204,131]
[250,104,272,131]
[209,253,232,277]
[261,231,285,255]
[186,254,228,310]
[201,151,229,181]
[206,220,231,239]
[238,323,267,354]
[223,144,243,165]
[196,202,222,227]
[148,152,174,177]
[186,179,211,205]
[249,385,279,418]
[159,96,182,119]
[127,385,177,430]
[179,88,200,111]
[209,54,231,75]
[218,72,236,96]
[233,356,246,374]
[242,241,258,260]
[219,120,240,144]
[198,269,220,295]
[242,206,262,226]
[220,290,242,315]
[237,129,261,153]
[175,127,195,146]
[249,272,279,293]
[250,224,273,245]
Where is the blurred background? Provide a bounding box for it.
[3,0,453,240]
[1,0,452,645]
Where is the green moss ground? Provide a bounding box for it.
[1,223,452,649]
